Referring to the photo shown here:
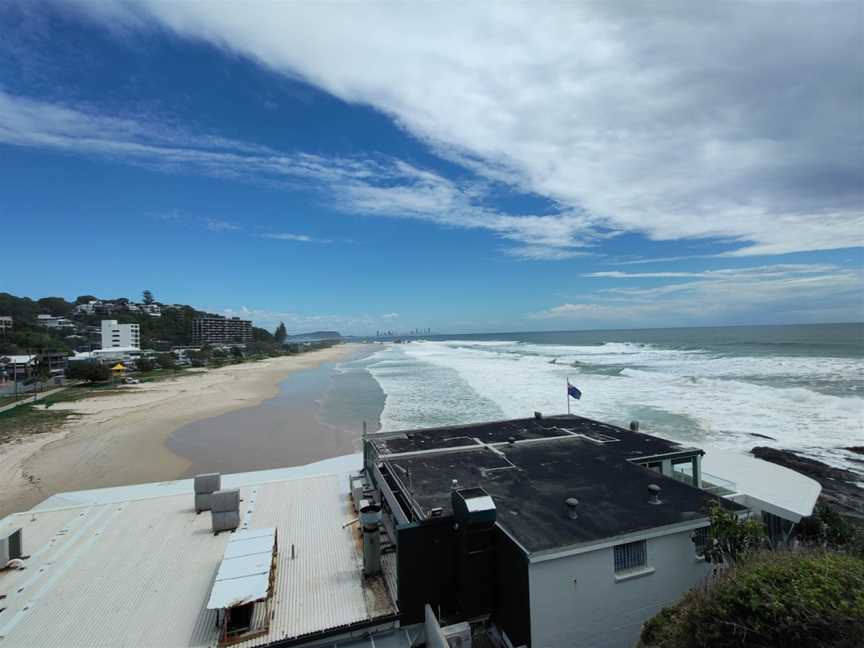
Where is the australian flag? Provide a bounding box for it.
[567,381,582,400]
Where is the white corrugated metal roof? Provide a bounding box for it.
[0,472,395,648]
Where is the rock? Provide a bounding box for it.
[846,446,864,455]
[750,447,864,519]
[748,432,777,441]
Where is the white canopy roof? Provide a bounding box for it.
[702,448,821,522]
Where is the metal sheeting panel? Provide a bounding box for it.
[207,527,276,609]
[233,475,396,648]
[0,473,396,648]
[208,572,270,610]
[224,534,276,559]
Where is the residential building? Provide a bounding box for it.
[0,316,12,335]
[35,314,76,330]
[101,320,140,349]
[139,303,162,317]
[192,316,253,346]
[74,300,99,315]
[0,355,36,383]
[0,414,820,648]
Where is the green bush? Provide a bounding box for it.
[639,551,864,648]
[135,358,156,373]
[66,362,111,383]
[797,504,864,556]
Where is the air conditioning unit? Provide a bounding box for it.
[442,622,471,648]
[1,528,23,565]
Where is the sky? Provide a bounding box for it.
[1,2,862,335]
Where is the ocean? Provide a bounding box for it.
[352,323,864,473]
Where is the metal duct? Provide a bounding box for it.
[360,503,382,577]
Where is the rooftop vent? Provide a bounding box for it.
[648,483,662,505]
[0,527,23,566]
[630,420,640,432]
[360,503,382,577]
[194,472,221,513]
[211,488,240,533]
[565,497,579,519]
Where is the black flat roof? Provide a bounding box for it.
[372,414,695,460]
[374,415,734,554]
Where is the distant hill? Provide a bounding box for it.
[286,331,343,342]
[0,292,281,355]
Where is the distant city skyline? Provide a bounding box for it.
[1,3,862,335]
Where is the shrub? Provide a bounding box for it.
[703,500,768,565]
[66,362,111,383]
[156,353,177,370]
[135,358,156,373]
[797,504,864,556]
[639,551,864,648]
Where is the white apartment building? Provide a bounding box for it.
[101,319,140,349]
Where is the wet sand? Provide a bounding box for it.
[0,345,367,518]
[167,353,384,475]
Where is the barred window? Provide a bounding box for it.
[613,539,647,573]
[692,526,710,556]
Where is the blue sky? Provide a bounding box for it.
[1,2,862,334]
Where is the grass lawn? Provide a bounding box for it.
[0,403,76,444]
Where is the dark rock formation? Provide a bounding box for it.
[751,447,864,519]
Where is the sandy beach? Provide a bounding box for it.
[0,344,364,518]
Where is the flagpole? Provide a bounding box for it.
[566,377,570,415]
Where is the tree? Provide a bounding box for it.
[702,501,767,565]
[66,362,111,383]
[37,297,74,317]
[156,353,176,370]
[274,322,288,343]
[230,346,244,361]
[142,290,155,305]
[75,295,98,305]
[135,358,156,373]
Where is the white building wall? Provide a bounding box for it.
[100,320,140,349]
[529,529,711,648]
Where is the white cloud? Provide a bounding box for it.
[66,1,863,257]
[585,264,841,280]
[216,306,406,335]
[261,232,330,243]
[0,89,597,256]
[203,217,240,232]
[531,264,864,323]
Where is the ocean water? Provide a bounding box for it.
[356,324,864,473]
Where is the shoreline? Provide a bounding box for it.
[0,344,366,518]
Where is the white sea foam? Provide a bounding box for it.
[366,340,864,472]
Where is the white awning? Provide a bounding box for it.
[701,448,821,522]
[207,527,277,610]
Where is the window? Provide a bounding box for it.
[613,539,647,573]
[672,457,697,486]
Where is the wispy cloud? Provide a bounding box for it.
[0,90,598,258]
[531,264,864,323]
[203,217,241,232]
[261,232,331,243]
[584,265,841,280]
[64,2,864,257]
[216,305,405,334]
